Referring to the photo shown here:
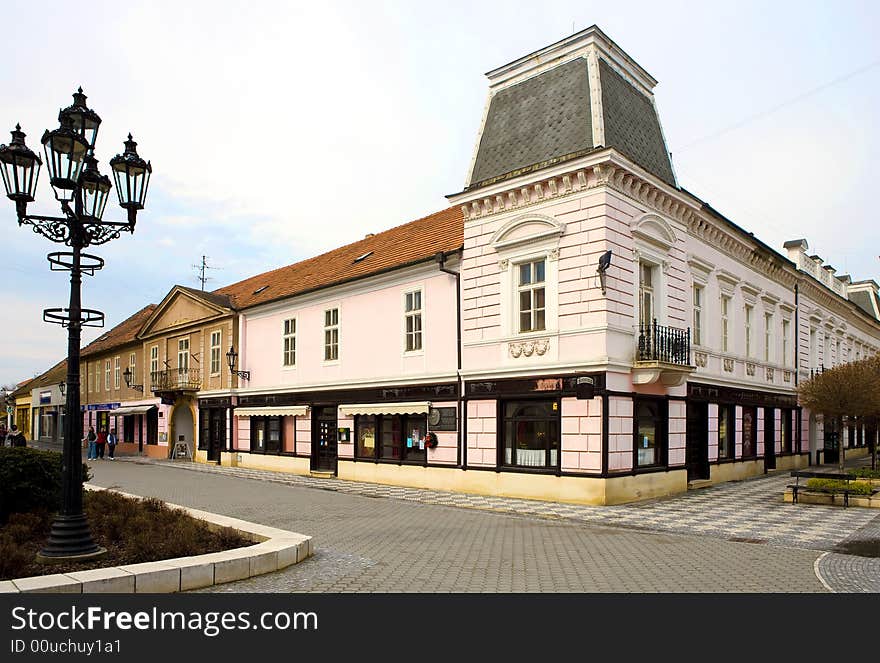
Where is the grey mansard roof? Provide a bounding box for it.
[468,57,675,189]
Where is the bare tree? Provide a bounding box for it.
[798,357,880,471]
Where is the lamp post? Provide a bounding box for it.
[225,346,250,381]
[0,89,151,560]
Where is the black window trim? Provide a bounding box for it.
[632,395,668,471]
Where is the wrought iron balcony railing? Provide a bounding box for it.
[150,368,201,393]
[636,320,691,366]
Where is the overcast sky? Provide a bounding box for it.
[2,0,879,386]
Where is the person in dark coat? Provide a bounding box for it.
[8,424,26,447]
[96,428,107,459]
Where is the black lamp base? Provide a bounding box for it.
[36,514,106,562]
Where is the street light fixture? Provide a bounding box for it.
[0,88,152,561]
[122,367,143,392]
[225,345,250,381]
[58,381,66,398]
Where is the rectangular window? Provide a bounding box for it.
[356,413,427,462]
[718,404,734,459]
[150,345,159,376]
[720,296,730,352]
[781,409,792,454]
[129,353,136,387]
[742,406,757,457]
[764,312,773,363]
[87,364,91,393]
[249,417,283,454]
[835,339,841,367]
[114,356,121,389]
[404,290,423,352]
[502,400,559,469]
[634,398,668,468]
[324,308,339,361]
[782,319,790,366]
[283,318,296,366]
[639,262,655,328]
[810,328,817,368]
[104,360,111,390]
[177,338,189,371]
[518,260,546,333]
[210,330,221,375]
[693,285,703,346]
[744,305,753,358]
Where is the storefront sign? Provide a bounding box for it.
[428,407,457,431]
[39,391,51,404]
[80,403,121,412]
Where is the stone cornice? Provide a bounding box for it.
[797,275,880,336]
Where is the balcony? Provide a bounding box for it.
[632,321,695,387]
[150,368,201,394]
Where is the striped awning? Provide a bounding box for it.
[234,406,309,417]
[110,405,157,416]
[338,401,430,417]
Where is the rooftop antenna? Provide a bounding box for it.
[192,255,218,291]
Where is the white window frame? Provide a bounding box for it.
[324,308,339,362]
[114,356,120,389]
[744,304,753,358]
[210,330,222,375]
[517,259,546,334]
[404,290,423,353]
[764,311,773,363]
[178,337,190,372]
[150,345,159,377]
[693,284,703,346]
[283,318,296,367]
[129,352,136,387]
[104,359,111,390]
[782,318,790,367]
[720,295,731,353]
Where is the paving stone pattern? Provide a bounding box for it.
[87,460,832,593]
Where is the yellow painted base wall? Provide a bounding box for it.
[842,447,870,460]
[709,459,764,484]
[216,451,311,475]
[772,454,810,472]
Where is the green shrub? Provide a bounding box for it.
[805,478,874,495]
[0,448,92,523]
[851,468,880,479]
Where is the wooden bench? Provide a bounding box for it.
[789,470,863,507]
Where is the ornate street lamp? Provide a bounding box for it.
[225,345,250,381]
[122,367,143,392]
[58,381,66,398]
[0,89,152,561]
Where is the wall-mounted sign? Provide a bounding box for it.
[337,427,351,442]
[428,407,457,431]
[81,403,121,411]
[39,391,51,405]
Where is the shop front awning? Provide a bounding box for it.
[234,406,310,417]
[110,405,158,416]
[338,401,430,417]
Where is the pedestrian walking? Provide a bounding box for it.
[8,424,26,447]
[107,427,118,460]
[84,425,97,460]
[96,428,107,459]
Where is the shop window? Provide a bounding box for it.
[633,398,667,468]
[502,400,559,469]
[356,413,426,462]
[742,406,757,458]
[250,417,283,454]
[781,409,792,454]
[718,404,735,459]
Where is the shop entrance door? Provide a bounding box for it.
[685,402,709,482]
[312,406,338,473]
[764,408,776,470]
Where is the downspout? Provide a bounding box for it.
[437,251,463,468]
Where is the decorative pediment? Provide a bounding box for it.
[490,214,565,251]
[631,213,676,252]
[139,286,231,338]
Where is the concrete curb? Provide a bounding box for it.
[1,484,313,594]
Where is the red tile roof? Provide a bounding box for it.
[215,206,464,310]
[80,304,158,358]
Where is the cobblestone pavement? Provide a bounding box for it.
[86,460,834,593]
